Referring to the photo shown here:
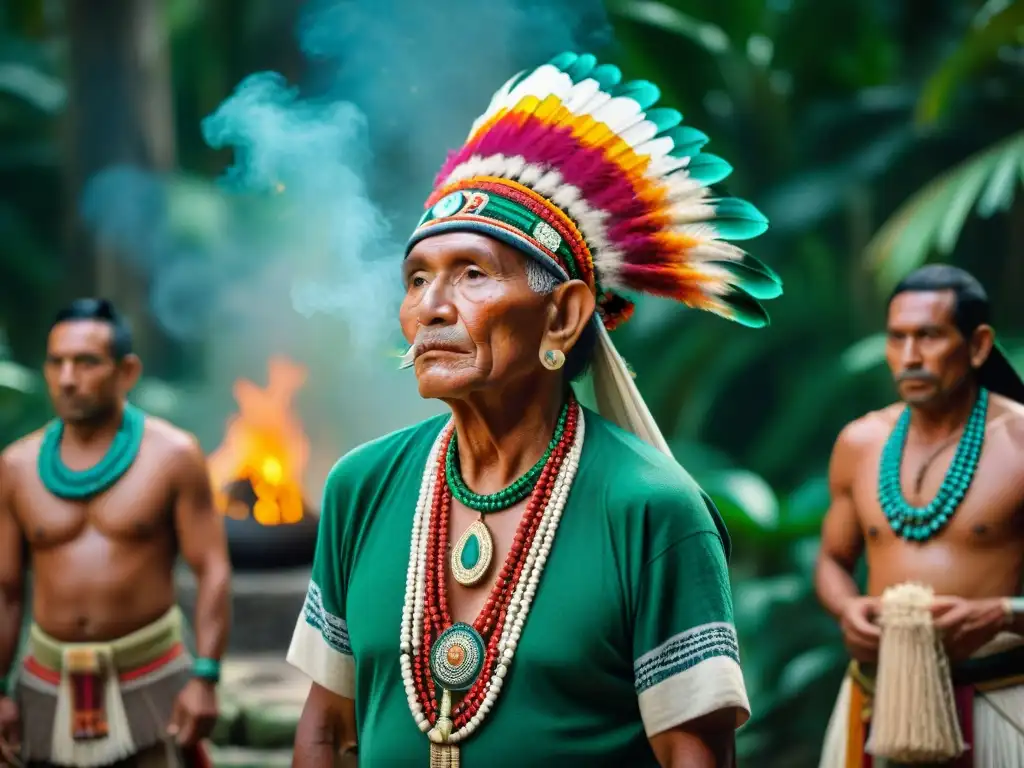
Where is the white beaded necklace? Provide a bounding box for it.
[399,404,585,753]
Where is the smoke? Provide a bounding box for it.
[78,0,610,483]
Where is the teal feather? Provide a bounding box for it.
[712,198,768,241]
[687,153,732,185]
[549,52,578,71]
[735,253,781,285]
[590,64,622,90]
[645,108,682,134]
[666,126,709,157]
[565,53,598,83]
[713,261,783,300]
[718,288,770,329]
[614,80,660,110]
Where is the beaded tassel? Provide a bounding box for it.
[429,745,460,768]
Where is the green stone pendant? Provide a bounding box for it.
[450,518,494,586]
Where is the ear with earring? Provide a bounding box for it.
[541,348,565,371]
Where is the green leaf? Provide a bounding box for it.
[0,359,39,394]
[780,476,830,538]
[776,645,846,700]
[704,468,780,535]
[915,0,1024,125]
[839,333,886,374]
[865,131,1024,290]
[609,0,733,56]
[0,62,65,113]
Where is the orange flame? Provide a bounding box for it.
[207,356,310,525]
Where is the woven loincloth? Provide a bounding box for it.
[15,607,193,768]
[820,633,1024,767]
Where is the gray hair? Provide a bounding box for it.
[525,259,560,295]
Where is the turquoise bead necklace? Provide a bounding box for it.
[38,403,146,500]
[877,387,988,542]
[446,397,572,587]
[445,400,570,512]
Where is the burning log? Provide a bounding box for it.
[207,356,319,570]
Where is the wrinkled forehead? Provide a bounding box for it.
[887,289,957,330]
[47,320,115,357]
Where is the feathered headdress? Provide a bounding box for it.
[406,52,782,455]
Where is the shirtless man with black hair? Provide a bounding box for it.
[815,265,1024,766]
[0,298,231,768]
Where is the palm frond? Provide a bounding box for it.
[916,0,1024,125]
[607,0,734,57]
[864,130,1024,291]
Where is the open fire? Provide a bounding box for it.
[207,356,319,569]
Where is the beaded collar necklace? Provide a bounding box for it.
[399,396,584,766]
[445,399,570,587]
[877,387,988,542]
[38,403,145,500]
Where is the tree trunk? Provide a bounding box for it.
[62,0,176,375]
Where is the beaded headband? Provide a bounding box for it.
[407,51,783,331]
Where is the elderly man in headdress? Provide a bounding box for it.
[817,264,1024,766]
[286,52,783,767]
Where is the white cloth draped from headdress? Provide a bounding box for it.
[589,323,673,457]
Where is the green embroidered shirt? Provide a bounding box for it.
[287,407,749,767]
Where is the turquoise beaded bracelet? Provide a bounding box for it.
[193,657,221,683]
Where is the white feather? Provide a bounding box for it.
[517,163,547,187]
[572,90,613,119]
[669,201,716,224]
[563,79,602,113]
[588,97,643,133]
[532,171,563,197]
[634,136,675,160]
[469,66,573,137]
[649,154,690,176]
[657,173,704,203]
[618,120,659,148]
[497,67,571,111]
[502,155,527,178]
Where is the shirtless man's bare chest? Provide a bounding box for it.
[5,418,199,642]
[845,395,1024,598]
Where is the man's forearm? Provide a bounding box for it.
[0,586,23,684]
[293,715,352,768]
[815,555,861,620]
[192,558,231,660]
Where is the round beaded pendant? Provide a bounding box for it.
[877,387,989,542]
[429,623,485,692]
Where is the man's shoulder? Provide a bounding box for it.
[1,429,45,475]
[581,410,721,539]
[143,412,199,449]
[323,414,449,496]
[141,413,203,469]
[990,394,1024,441]
[835,406,899,454]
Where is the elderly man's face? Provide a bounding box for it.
[400,232,552,400]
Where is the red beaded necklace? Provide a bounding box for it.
[411,399,580,728]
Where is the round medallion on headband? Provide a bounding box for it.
[432,191,465,219]
[533,221,563,253]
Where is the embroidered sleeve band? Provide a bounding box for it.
[301,580,352,655]
[634,622,748,735]
[285,579,355,698]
